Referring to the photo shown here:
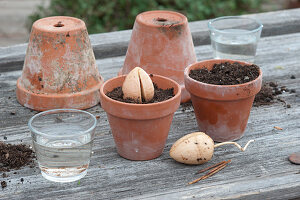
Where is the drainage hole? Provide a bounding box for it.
[54,21,64,27]
[156,18,167,22]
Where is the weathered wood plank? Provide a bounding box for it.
[1,8,300,72]
[130,172,300,200]
[1,32,299,86]
[0,31,299,199]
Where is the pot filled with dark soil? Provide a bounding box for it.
[100,68,181,160]
[184,59,262,142]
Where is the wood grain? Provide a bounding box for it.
[0,11,299,200]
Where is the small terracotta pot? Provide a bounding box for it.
[16,16,103,111]
[184,59,262,142]
[119,10,196,103]
[100,74,181,160]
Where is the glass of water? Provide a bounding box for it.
[208,16,263,63]
[29,109,97,182]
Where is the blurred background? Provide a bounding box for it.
[0,0,299,47]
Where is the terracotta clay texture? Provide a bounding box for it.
[119,10,196,103]
[16,16,103,111]
[100,74,181,161]
[184,59,262,142]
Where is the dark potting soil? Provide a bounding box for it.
[106,84,174,104]
[1,180,7,189]
[253,81,295,107]
[189,62,260,85]
[0,142,35,172]
[181,102,193,112]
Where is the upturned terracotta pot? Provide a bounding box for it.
[184,59,262,142]
[16,16,103,111]
[119,10,196,103]
[100,74,181,160]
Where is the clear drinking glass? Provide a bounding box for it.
[208,16,263,63]
[29,109,97,182]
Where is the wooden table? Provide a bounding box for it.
[0,9,299,200]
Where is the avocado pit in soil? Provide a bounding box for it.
[106,83,174,104]
[189,62,260,85]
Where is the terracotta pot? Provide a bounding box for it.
[119,10,196,103]
[100,74,181,160]
[16,16,103,111]
[184,59,262,142]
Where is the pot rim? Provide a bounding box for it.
[17,77,103,98]
[184,59,263,101]
[100,74,181,108]
[184,59,262,89]
[16,77,103,111]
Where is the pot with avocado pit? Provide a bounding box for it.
[184,59,262,142]
[100,67,181,160]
